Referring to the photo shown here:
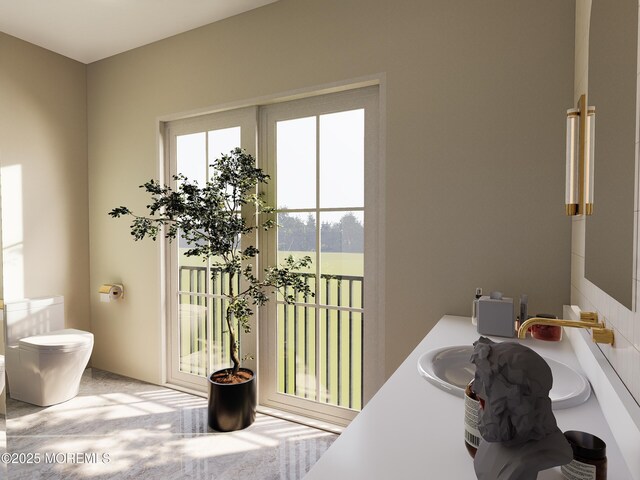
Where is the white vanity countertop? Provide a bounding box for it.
[304,315,635,479]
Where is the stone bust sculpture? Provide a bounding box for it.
[470,337,573,480]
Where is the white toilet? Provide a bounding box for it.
[4,296,93,406]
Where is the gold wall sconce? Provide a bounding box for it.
[566,94,596,216]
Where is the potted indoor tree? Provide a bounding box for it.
[109,148,313,431]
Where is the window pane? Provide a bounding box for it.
[277,212,316,254]
[178,295,208,376]
[277,303,317,400]
[208,296,236,372]
[177,226,240,379]
[176,129,207,357]
[277,212,316,302]
[319,211,364,307]
[318,308,363,409]
[208,127,241,164]
[319,109,364,208]
[177,132,206,184]
[277,117,316,209]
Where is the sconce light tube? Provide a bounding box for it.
[565,95,596,217]
[584,106,596,215]
[565,108,580,216]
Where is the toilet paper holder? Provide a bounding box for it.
[99,284,124,302]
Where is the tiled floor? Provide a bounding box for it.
[4,370,336,479]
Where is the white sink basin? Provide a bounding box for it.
[417,345,591,409]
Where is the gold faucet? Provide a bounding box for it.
[517,311,615,345]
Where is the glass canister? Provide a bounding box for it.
[561,430,607,480]
[464,381,482,458]
[530,313,562,341]
[531,324,562,341]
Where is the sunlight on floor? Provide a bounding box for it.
[5,369,336,479]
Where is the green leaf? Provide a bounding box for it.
[109,148,316,370]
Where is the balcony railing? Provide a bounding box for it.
[178,266,241,377]
[279,273,363,410]
[178,266,364,411]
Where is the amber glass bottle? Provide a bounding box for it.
[464,382,481,458]
[561,430,607,480]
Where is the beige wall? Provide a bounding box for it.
[571,0,640,403]
[0,33,90,332]
[88,0,574,383]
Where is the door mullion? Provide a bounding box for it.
[314,114,322,403]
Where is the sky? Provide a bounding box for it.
[176,108,364,217]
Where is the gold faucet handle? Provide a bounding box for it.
[592,327,615,345]
[580,311,599,324]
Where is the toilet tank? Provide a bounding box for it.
[4,296,65,346]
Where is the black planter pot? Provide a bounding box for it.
[207,368,256,432]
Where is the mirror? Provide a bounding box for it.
[585,0,638,310]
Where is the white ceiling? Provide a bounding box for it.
[0,0,279,64]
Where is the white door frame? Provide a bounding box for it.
[258,86,384,425]
[164,107,258,391]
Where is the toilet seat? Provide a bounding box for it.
[19,329,93,353]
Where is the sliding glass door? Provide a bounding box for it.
[163,88,382,427]
[259,87,379,425]
[165,108,257,390]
